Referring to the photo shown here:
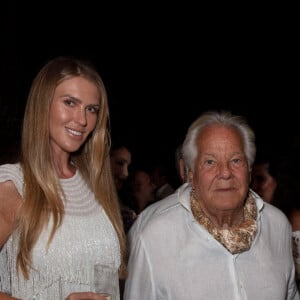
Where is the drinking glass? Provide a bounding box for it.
[94,263,119,300]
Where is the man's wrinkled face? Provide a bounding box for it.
[189,125,250,215]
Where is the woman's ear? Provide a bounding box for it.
[188,170,193,184]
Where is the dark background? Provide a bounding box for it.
[1,3,299,169]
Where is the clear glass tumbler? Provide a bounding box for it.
[94,263,119,300]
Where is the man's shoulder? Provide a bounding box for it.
[127,184,190,243]
[138,183,190,224]
[142,193,179,218]
[131,193,180,234]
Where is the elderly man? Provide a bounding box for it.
[124,111,299,300]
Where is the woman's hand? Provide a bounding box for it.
[65,292,110,299]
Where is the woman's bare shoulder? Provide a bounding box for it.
[0,180,23,208]
[0,181,23,246]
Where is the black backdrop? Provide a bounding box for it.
[1,3,299,168]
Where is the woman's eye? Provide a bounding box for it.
[64,99,75,106]
[87,106,99,113]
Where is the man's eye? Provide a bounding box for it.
[232,158,242,164]
[205,160,214,165]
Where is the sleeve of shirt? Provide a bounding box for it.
[288,253,300,299]
[124,233,156,300]
[288,267,300,300]
[126,215,141,252]
[286,224,300,300]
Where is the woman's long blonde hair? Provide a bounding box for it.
[17,56,127,279]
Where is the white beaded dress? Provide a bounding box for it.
[0,163,121,300]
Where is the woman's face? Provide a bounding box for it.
[110,147,132,190]
[189,124,250,216]
[49,76,100,155]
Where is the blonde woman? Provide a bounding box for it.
[0,56,126,299]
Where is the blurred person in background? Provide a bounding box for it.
[271,144,300,291]
[151,163,175,201]
[128,168,156,215]
[250,149,278,203]
[110,143,137,233]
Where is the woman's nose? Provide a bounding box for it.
[75,108,87,126]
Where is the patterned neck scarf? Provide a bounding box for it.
[191,192,257,254]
